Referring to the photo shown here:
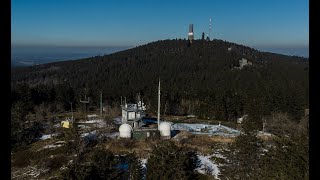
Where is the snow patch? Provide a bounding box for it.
[78,119,106,128]
[140,158,147,169]
[81,130,97,141]
[54,141,66,144]
[43,144,63,149]
[12,165,49,178]
[212,152,227,160]
[196,154,220,179]
[78,124,91,129]
[114,117,122,125]
[39,133,58,140]
[37,144,63,151]
[87,114,98,118]
[53,123,61,128]
[172,123,240,137]
[257,131,273,136]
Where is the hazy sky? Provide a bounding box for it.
[12,0,309,48]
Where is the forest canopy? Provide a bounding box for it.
[11,39,309,122]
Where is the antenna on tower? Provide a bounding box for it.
[209,18,212,40]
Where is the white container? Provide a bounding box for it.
[159,122,171,137]
[119,123,133,138]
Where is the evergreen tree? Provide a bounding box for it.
[127,153,143,180]
[146,141,199,180]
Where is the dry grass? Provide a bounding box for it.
[206,136,236,143]
[175,134,235,154]
[103,138,155,158]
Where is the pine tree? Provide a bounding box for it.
[127,153,143,180]
[146,141,199,180]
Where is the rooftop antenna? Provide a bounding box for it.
[157,78,161,130]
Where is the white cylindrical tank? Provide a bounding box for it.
[159,122,171,139]
[119,123,133,138]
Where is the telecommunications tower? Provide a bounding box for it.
[209,18,212,40]
[188,24,194,43]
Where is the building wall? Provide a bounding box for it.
[122,110,127,123]
[128,111,136,120]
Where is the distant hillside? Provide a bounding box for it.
[11,39,309,121]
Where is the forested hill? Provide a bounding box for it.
[11,39,309,121]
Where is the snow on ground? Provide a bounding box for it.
[211,152,227,160]
[37,144,63,151]
[80,130,97,141]
[140,158,147,169]
[78,119,107,128]
[79,119,103,123]
[140,158,148,180]
[196,154,220,179]
[54,141,66,144]
[39,133,59,140]
[257,131,273,136]
[12,165,49,179]
[172,123,240,137]
[114,117,122,125]
[78,124,91,129]
[53,123,61,128]
[87,114,98,118]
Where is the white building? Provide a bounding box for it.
[121,99,146,129]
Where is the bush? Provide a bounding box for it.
[146,141,200,179]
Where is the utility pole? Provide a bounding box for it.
[157,78,161,130]
[80,95,90,114]
[100,91,103,119]
[70,102,74,123]
[263,119,267,132]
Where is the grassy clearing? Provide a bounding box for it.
[174,134,235,155]
[102,138,157,158]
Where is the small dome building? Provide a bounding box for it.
[119,123,133,138]
[159,122,172,139]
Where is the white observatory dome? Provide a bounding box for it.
[119,123,133,138]
[159,122,171,137]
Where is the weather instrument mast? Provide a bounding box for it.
[157,78,161,130]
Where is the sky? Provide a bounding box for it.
[11,0,309,49]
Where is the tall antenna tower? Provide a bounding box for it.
[209,18,212,40]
